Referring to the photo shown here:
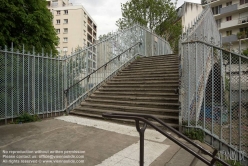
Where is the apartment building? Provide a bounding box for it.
[177,2,203,33]
[202,0,248,53]
[46,0,97,55]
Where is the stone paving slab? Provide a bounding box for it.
[0,115,175,166]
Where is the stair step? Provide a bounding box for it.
[98,88,176,94]
[84,99,179,109]
[93,91,178,97]
[77,102,179,115]
[117,71,178,77]
[114,74,179,79]
[131,61,178,66]
[111,77,179,81]
[121,68,178,73]
[106,80,179,84]
[126,65,178,70]
[103,84,178,89]
[89,94,179,103]
[72,108,178,120]
[70,110,179,128]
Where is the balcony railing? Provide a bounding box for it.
[238,16,248,24]
[220,19,238,29]
[51,2,58,7]
[239,2,248,8]
[220,4,237,14]
[222,34,238,44]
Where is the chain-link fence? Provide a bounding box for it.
[0,24,172,123]
[179,5,248,161]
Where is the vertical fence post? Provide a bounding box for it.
[195,41,197,126]
[238,56,241,154]
[64,90,69,114]
[38,52,40,116]
[86,49,89,91]
[32,47,35,115]
[203,42,206,130]
[42,48,44,118]
[5,45,7,124]
[220,39,223,149]
[11,43,14,122]
[211,45,214,146]
[22,45,25,115]
[188,42,190,126]
[229,52,232,145]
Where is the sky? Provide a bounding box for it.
[70,0,200,39]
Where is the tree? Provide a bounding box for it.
[98,32,113,42]
[0,0,59,55]
[116,0,182,53]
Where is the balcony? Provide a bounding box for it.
[220,4,237,15]
[237,31,248,39]
[222,34,238,44]
[220,19,238,29]
[238,16,248,24]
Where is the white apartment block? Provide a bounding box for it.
[46,0,97,55]
[202,0,248,53]
[177,2,203,33]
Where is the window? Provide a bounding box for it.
[84,21,86,26]
[56,29,60,34]
[64,19,68,24]
[56,19,60,24]
[226,1,232,6]
[84,30,86,35]
[240,0,248,5]
[226,16,232,21]
[57,10,60,15]
[64,28,68,33]
[84,12,87,18]
[63,47,68,54]
[63,37,68,42]
[64,10,68,14]
[212,5,222,15]
[226,30,232,36]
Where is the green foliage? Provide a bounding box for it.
[0,0,59,55]
[98,32,113,42]
[215,160,243,166]
[242,49,248,56]
[116,0,182,53]
[16,112,40,123]
[184,128,205,142]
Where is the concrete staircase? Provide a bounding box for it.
[71,54,180,129]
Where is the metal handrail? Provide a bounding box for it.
[102,113,230,166]
[182,40,248,59]
[63,42,141,94]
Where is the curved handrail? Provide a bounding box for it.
[64,42,141,94]
[102,112,230,166]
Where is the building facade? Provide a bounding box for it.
[46,0,97,55]
[177,2,203,32]
[202,0,248,53]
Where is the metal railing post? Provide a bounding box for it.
[135,120,147,166]
[64,90,69,114]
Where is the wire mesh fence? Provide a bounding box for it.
[0,24,172,122]
[179,5,248,161]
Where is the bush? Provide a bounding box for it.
[215,159,243,166]
[184,128,205,142]
[16,113,40,123]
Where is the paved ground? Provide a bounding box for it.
[0,115,208,166]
